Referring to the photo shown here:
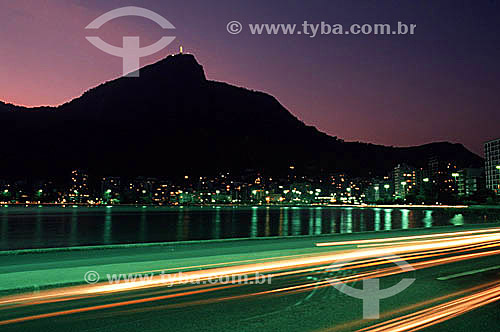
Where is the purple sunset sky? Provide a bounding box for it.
[1,0,499,155]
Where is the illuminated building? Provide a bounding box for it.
[124,177,156,204]
[428,157,459,195]
[101,177,121,203]
[0,181,12,203]
[365,176,393,202]
[457,168,485,197]
[68,169,90,203]
[393,164,416,200]
[485,138,500,195]
[153,181,170,204]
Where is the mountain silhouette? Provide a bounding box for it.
[0,53,483,178]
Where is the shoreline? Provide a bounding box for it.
[2,203,498,209]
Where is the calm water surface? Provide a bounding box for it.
[1,206,499,250]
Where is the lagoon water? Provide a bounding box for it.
[1,206,499,250]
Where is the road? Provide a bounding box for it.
[0,225,499,331]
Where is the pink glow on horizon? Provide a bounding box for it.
[1,1,498,155]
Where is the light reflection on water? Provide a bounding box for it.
[384,209,392,230]
[0,207,498,250]
[374,208,381,232]
[450,214,465,226]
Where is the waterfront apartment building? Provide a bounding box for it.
[68,169,90,203]
[485,138,500,195]
[393,163,417,200]
[457,168,485,197]
[428,157,459,195]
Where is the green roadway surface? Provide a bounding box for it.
[0,223,499,294]
[0,233,499,331]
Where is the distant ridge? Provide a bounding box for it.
[0,54,483,177]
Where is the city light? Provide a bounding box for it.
[0,152,496,206]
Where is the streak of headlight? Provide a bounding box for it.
[315,228,500,247]
[356,233,500,248]
[356,284,500,332]
[134,251,325,274]
[261,241,500,280]
[7,235,490,304]
[0,240,485,310]
[0,281,235,311]
[255,247,500,297]
[85,233,500,294]
[83,281,497,322]
[136,230,500,274]
[1,235,499,308]
[0,284,237,326]
[116,247,500,314]
[315,280,500,332]
[6,236,488,308]
[1,246,499,325]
